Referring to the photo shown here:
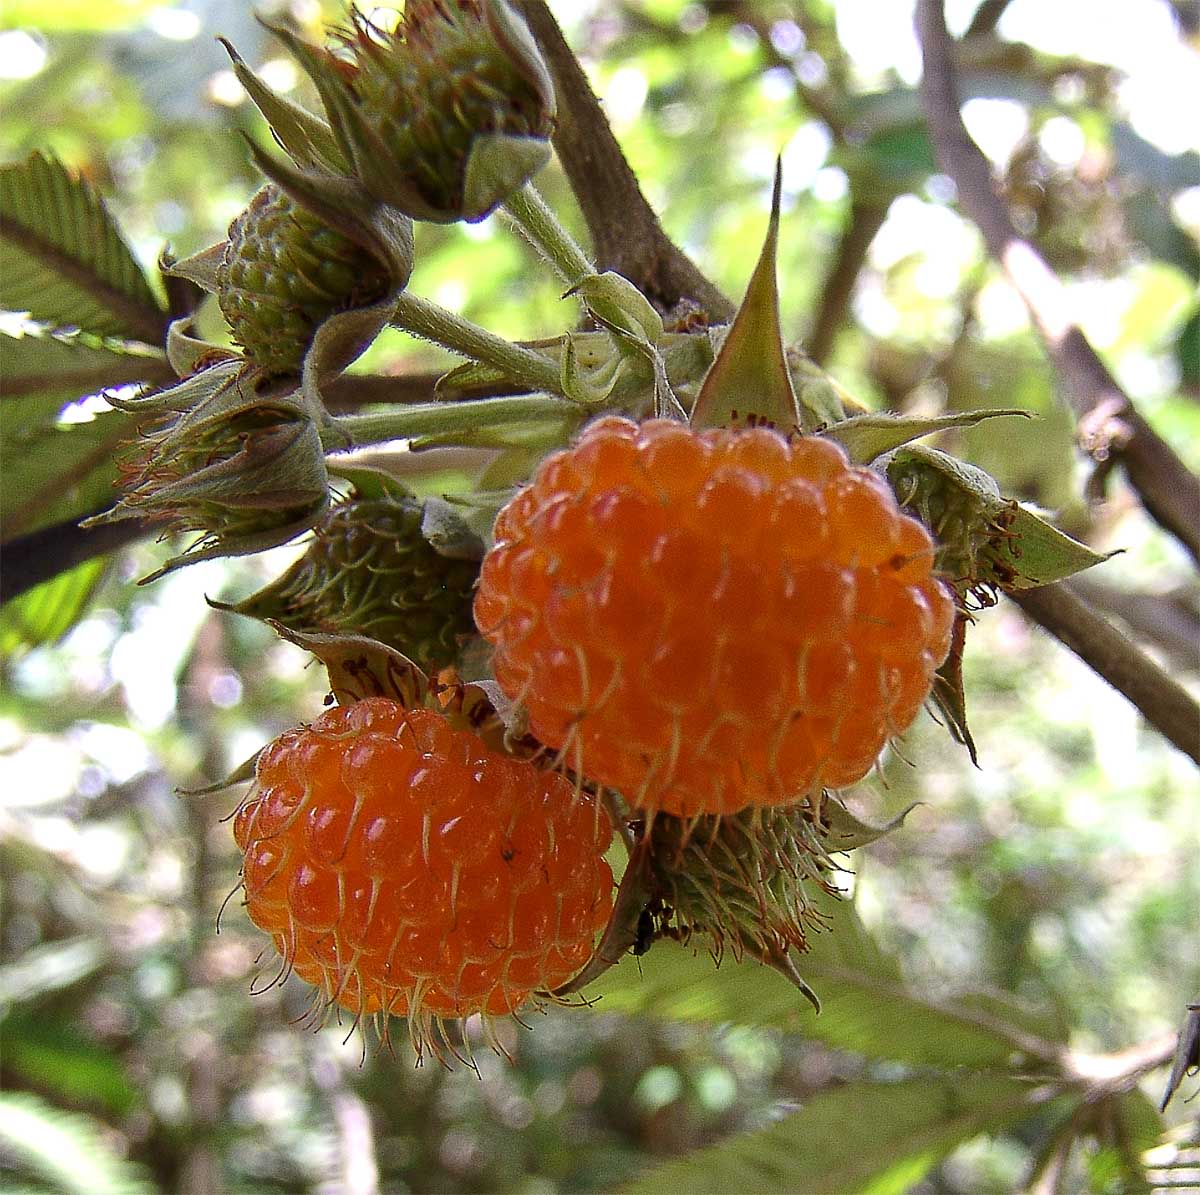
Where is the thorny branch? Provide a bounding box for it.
[513,1,735,321]
[1009,582,1200,765]
[916,0,1200,566]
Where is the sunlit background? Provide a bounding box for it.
[1,1,1198,1192]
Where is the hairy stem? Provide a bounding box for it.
[504,181,595,286]
[513,0,734,320]
[390,291,562,395]
[326,394,581,452]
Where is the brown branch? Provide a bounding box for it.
[963,0,1015,39]
[0,511,148,603]
[1009,583,1200,765]
[322,371,525,410]
[513,1,735,321]
[1070,578,1200,675]
[3,356,175,398]
[806,198,889,366]
[916,0,1200,565]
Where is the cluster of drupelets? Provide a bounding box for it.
[110,1,966,1065]
[231,413,953,1063]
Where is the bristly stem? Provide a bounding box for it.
[390,291,563,395]
[325,394,581,452]
[504,181,595,286]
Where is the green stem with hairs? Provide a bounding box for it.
[323,394,581,452]
[504,181,595,286]
[390,291,563,395]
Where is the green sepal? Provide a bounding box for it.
[162,315,237,378]
[162,242,225,295]
[691,160,800,432]
[1000,503,1119,590]
[569,271,665,346]
[180,749,261,796]
[787,348,847,429]
[930,612,978,765]
[889,444,1115,592]
[270,624,431,709]
[220,33,345,174]
[461,134,553,223]
[822,794,919,850]
[823,408,1030,465]
[420,495,485,561]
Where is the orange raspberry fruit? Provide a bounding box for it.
[234,697,613,1048]
[474,417,955,818]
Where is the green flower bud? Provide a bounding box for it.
[645,805,838,964]
[98,378,330,580]
[887,448,1021,604]
[258,0,554,223]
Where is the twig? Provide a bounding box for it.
[1009,583,1200,764]
[514,1,735,320]
[322,371,526,410]
[963,0,1015,40]
[0,512,147,604]
[916,0,1200,565]
[1069,578,1200,675]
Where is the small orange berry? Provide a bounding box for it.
[475,418,955,817]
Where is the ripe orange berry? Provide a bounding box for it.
[234,697,613,1048]
[475,417,955,817]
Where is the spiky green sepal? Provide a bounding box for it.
[645,803,840,963]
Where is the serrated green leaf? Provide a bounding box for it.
[623,1074,1050,1195]
[0,558,107,656]
[998,503,1116,589]
[0,152,166,344]
[0,1092,155,1195]
[825,409,1029,465]
[2,330,165,394]
[588,894,1065,1069]
[1,411,134,539]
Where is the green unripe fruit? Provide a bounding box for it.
[218,185,389,374]
[225,494,479,672]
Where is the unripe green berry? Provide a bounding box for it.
[218,185,389,374]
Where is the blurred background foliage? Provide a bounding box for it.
[1,1,1198,1192]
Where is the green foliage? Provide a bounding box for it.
[625,1075,1051,1195]
[0,1092,154,1195]
[0,153,165,343]
[0,3,1194,1193]
[0,560,109,655]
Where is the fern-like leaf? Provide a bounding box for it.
[0,152,167,344]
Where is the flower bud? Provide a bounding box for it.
[263,0,555,222]
[98,385,329,580]
[646,806,838,964]
[217,184,393,376]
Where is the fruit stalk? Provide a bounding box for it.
[503,181,595,286]
[324,393,581,452]
[390,290,563,393]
